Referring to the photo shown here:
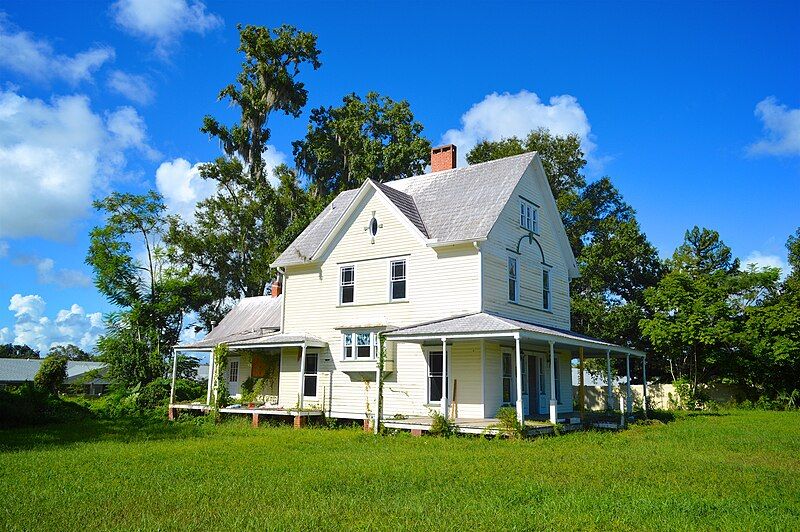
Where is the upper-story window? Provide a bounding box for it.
[542,268,551,310]
[508,257,519,303]
[340,265,355,304]
[390,259,407,301]
[520,200,538,233]
[342,331,379,360]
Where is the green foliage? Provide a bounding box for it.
[0,343,39,359]
[136,377,206,410]
[293,92,431,198]
[212,344,230,412]
[494,406,524,438]
[427,409,455,437]
[47,344,93,360]
[240,377,268,404]
[34,355,67,395]
[0,383,92,428]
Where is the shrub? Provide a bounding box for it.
[428,409,455,437]
[34,355,68,395]
[0,383,92,428]
[494,406,524,438]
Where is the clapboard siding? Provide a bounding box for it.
[281,188,481,417]
[481,164,571,329]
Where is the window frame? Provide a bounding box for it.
[508,256,519,303]
[339,264,355,305]
[341,331,379,361]
[542,267,551,311]
[553,355,561,404]
[389,258,407,301]
[519,200,539,233]
[303,353,318,398]
[426,350,444,404]
[502,352,514,405]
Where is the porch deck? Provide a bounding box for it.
[168,403,324,424]
[382,416,566,436]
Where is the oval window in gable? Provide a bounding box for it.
[370,217,379,237]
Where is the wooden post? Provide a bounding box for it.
[441,337,448,419]
[252,412,259,428]
[548,341,557,424]
[625,354,632,414]
[206,349,215,406]
[169,348,178,405]
[579,346,585,422]
[374,346,382,435]
[642,355,648,417]
[514,334,523,425]
[605,350,612,411]
[298,343,307,410]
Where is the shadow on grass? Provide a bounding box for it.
[0,416,226,453]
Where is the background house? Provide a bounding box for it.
[0,358,109,395]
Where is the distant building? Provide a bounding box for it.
[0,358,109,395]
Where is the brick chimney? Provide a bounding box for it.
[270,280,282,297]
[431,144,457,172]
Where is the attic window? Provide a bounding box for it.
[520,200,538,233]
[370,217,379,237]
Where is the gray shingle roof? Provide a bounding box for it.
[384,312,644,356]
[176,295,282,349]
[273,152,538,267]
[0,358,108,383]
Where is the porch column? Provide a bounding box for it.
[514,334,523,425]
[169,348,178,405]
[578,347,585,422]
[374,343,382,435]
[625,353,632,414]
[441,337,448,419]
[206,349,215,406]
[605,349,612,411]
[642,355,648,417]
[298,343,307,410]
[548,341,557,424]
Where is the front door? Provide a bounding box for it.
[227,357,241,396]
[537,356,548,415]
[527,355,537,415]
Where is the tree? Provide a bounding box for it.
[641,227,778,394]
[34,355,67,395]
[0,344,39,359]
[87,192,202,388]
[47,344,93,361]
[167,24,322,329]
[743,228,800,395]
[466,130,662,377]
[293,92,431,198]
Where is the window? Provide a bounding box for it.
[542,268,551,310]
[553,356,561,403]
[520,200,538,232]
[342,332,379,360]
[390,259,406,300]
[521,355,528,395]
[303,353,318,398]
[340,265,354,304]
[428,351,443,403]
[538,357,545,393]
[508,257,519,302]
[502,353,513,404]
[228,360,239,382]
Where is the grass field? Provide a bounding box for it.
[1,410,798,531]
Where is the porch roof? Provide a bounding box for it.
[384,312,644,357]
[176,331,326,351]
[175,295,282,349]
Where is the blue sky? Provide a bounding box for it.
[0,0,798,353]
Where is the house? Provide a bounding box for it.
[0,358,109,395]
[173,146,647,432]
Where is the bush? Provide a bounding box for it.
[494,406,524,438]
[34,355,68,395]
[0,383,92,428]
[428,409,455,437]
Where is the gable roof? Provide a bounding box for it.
[0,358,108,383]
[176,295,282,350]
[272,152,576,275]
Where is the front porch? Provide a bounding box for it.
[168,402,324,427]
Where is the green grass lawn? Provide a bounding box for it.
[1,410,798,531]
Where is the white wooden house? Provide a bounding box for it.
[172,146,647,432]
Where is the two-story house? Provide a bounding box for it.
[172,146,646,432]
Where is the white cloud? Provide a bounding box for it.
[111,0,222,57]
[12,256,92,288]
[0,15,114,84]
[0,89,158,240]
[442,90,598,168]
[155,146,286,220]
[107,70,154,105]
[747,97,800,157]
[155,158,215,220]
[6,294,104,352]
[744,251,788,278]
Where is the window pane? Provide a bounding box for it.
[391,260,405,279]
[341,266,354,284]
[341,285,354,304]
[229,361,238,382]
[392,280,406,300]
[305,354,317,374]
[520,202,526,226]
[428,352,443,374]
[509,279,516,301]
[303,375,317,397]
[429,377,442,402]
[502,379,511,403]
